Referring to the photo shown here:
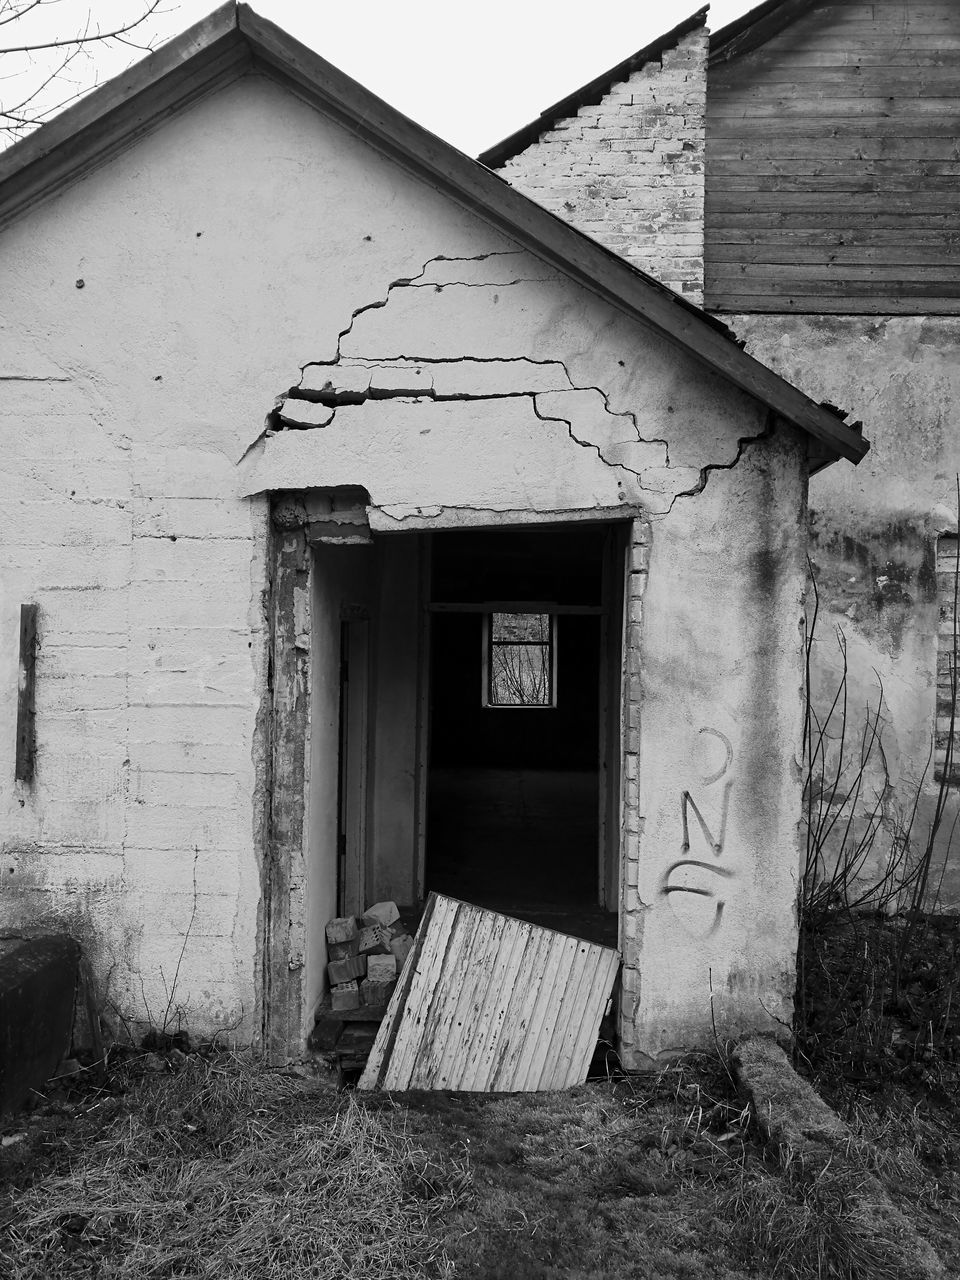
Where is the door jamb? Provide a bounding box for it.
[337,612,370,917]
[413,533,432,902]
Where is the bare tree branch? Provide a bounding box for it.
[0,2,45,33]
[0,0,172,145]
[0,0,162,54]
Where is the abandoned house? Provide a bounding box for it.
[485,0,960,902]
[0,2,867,1067]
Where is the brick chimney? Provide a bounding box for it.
[481,13,708,305]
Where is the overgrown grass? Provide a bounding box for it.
[0,1053,468,1279]
[3,1044,958,1278]
[1,1050,763,1280]
[718,1150,910,1280]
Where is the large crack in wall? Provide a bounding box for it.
[245,252,769,520]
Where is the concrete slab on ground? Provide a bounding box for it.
[0,935,79,1115]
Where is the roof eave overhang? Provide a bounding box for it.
[0,2,868,468]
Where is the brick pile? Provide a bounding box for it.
[325,900,414,1012]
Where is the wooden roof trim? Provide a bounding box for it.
[709,0,819,63]
[0,3,248,231]
[477,7,708,171]
[0,3,867,464]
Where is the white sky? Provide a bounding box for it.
[2,0,758,155]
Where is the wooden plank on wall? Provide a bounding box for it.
[711,296,960,315]
[359,894,620,1092]
[710,243,960,265]
[15,604,38,783]
[710,138,960,160]
[262,512,312,1062]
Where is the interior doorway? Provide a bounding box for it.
[424,524,622,938]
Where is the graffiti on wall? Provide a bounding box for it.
[662,727,734,937]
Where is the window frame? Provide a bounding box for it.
[481,609,558,710]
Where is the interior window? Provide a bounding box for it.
[484,612,555,707]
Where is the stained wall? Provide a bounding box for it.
[728,314,960,905]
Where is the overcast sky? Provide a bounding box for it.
[4,0,759,154]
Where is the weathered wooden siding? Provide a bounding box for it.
[705,0,960,313]
[359,894,619,1091]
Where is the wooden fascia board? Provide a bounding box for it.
[0,3,248,232]
[241,6,866,464]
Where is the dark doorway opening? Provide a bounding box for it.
[425,524,620,941]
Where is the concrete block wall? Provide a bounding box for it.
[1,372,267,1041]
[495,27,708,302]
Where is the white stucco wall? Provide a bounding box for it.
[1,69,809,1057]
[0,72,527,1039]
[626,427,808,1056]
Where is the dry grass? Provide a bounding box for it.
[3,1047,959,1279]
[839,1090,960,1274]
[0,1053,469,1279]
[718,1150,931,1280]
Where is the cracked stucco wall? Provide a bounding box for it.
[728,315,960,906]
[492,26,708,303]
[240,248,758,521]
[2,69,804,1059]
[243,246,807,1062]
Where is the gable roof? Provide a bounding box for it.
[477,7,708,171]
[0,2,867,466]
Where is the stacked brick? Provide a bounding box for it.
[494,28,708,304]
[325,900,414,1011]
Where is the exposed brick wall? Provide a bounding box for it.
[494,28,708,304]
[618,518,648,1061]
